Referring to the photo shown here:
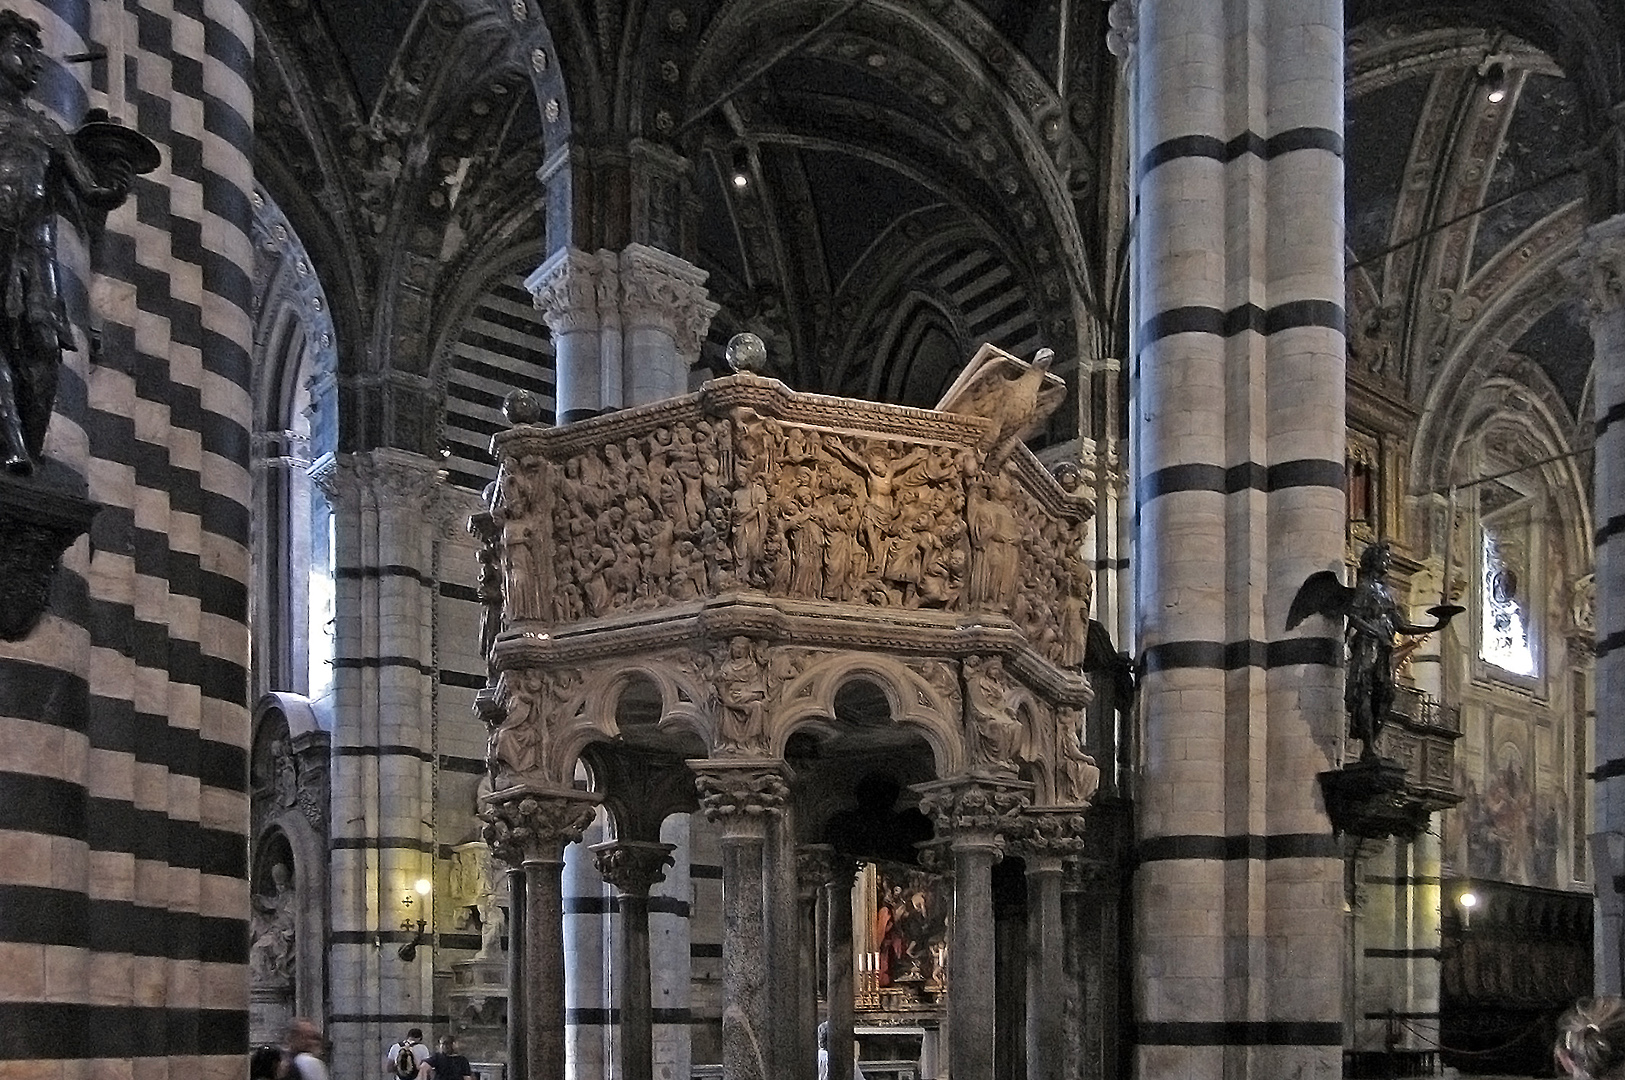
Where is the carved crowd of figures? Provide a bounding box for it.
[483,414,1091,658]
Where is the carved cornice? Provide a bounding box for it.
[796,843,860,897]
[688,759,791,826]
[478,786,600,867]
[590,840,676,896]
[1018,808,1090,860]
[1569,215,1625,318]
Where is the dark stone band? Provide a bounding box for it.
[1137,832,1342,863]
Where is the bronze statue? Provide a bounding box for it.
[0,10,152,475]
[1289,541,1461,761]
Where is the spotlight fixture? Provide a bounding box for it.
[1477,56,1510,104]
[730,146,750,189]
[398,878,431,961]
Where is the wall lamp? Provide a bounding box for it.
[398,878,431,961]
[730,145,750,189]
[1457,886,1479,929]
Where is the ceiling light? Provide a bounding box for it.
[1477,56,1510,104]
[731,146,750,189]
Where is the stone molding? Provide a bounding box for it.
[1568,214,1625,318]
[478,786,600,867]
[0,474,98,639]
[1105,0,1137,62]
[590,840,676,896]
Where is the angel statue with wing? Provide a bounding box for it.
[1289,541,1462,761]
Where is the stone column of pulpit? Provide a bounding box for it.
[690,761,792,1080]
[592,839,677,1080]
[481,789,600,1080]
[799,845,859,1080]
[916,778,1032,1080]
[527,248,605,423]
[1020,812,1089,1080]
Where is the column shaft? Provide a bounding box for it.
[508,867,528,1076]
[721,827,770,1080]
[620,890,654,1080]
[524,857,569,1080]
[951,841,999,1080]
[825,875,856,1080]
[1025,858,1065,1080]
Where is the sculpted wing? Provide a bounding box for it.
[1286,570,1353,631]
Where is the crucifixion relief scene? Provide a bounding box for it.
[0,2,1622,1080]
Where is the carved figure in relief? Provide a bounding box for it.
[715,636,768,754]
[964,656,1024,775]
[496,465,543,620]
[490,670,546,781]
[780,487,827,598]
[250,861,297,986]
[830,439,929,570]
[271,737,298,809]
[821,493,862,601]
[1053,707,1101,805]
[731,461,771,583]
[967,470,1022,605]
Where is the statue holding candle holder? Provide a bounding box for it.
[1290,541,1463,761]
[0,9,157,475]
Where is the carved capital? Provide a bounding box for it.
[797,843,860,898]
[0,476,98,639]
[590,840,676,896]
[619,243,720,361]
[1018,808,1090,860]
[1568,215,1625,318]
[307,448,445,509]
[478,787,600,867]
[913,776,1031,849]
[688,759,791,827]
[526,246,605,334]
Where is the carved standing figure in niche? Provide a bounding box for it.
[967,470,1022,605]
[489,670,546,783]
[250,861,297,986]
[271,737,298,809]
[0,11,144,474]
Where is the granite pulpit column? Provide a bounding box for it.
[1571,214,1625,992]
[1021,813,1088,1080]
[822,855,861,1080]
[481,790,600,1080]
[796,846,833,1080]
[691,761,792,1080]
[917,779,1031,1080]
[506,865,528,1074]
[592,840,677,1080]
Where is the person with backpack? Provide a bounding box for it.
[384,1028,430,1080]
[418,1035,473,1080]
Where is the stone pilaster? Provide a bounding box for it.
[916,778,1032,1080]
[309,448,446,1060]
[592,840,677,1080]
[481,788,600,1080]
[690,761,792,1080]
[1570,212,1625,993]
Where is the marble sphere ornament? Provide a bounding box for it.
[725,332,768,374]
[503,388,544,425]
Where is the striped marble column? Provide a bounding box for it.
[310,448,446,1080]
[653,814,696,1080]
[1572,213,1625,993]
[563,813,610,1077]
[527,248,604,424]
[1124,0,1347,1076]
[0,3,256,1078]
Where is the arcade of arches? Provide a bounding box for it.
[2,2,1624,1079]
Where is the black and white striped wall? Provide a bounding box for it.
[1124,0,1348,1075]
[0,0,256,1074]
